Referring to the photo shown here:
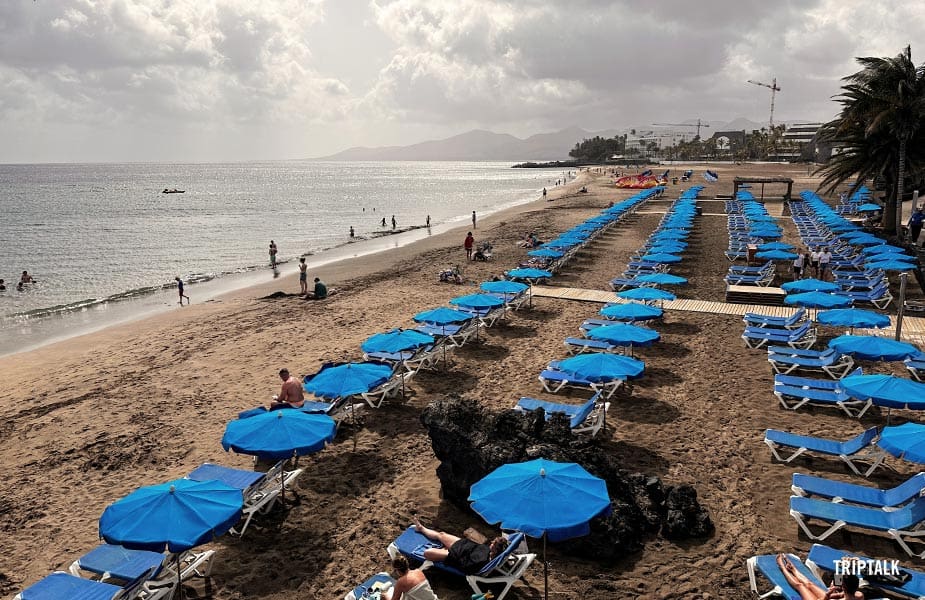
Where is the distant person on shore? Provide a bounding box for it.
[269,240,278,268]
[306,277,328,300]
[270,368,305,410]
[381,217,387,227]
[349,226,355,239]
[0,279,5,291]
[20,271,34,284]
[392,215,397,230]
[299,257,308,295]
[381,555,437,600]
[175,277,190,305]
[542,187,547,200]
[472,210,477,228]
[464,232,475,260]
[426,215,431,228]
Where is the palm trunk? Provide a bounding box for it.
[895,137,907,235]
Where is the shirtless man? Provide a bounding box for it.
[20,271,34,284]
[270,368,305,410]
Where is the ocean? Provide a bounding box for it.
[0,161,562,356]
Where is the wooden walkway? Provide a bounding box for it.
[531,286,925,345]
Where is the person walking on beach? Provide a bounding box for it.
[299,257,308,295]
[269,240,278,268]
[464,232,475,260]
[391,215,397,230]
[175,277,190,305]
[818,247,832,281]
[349,226,355,239]
[471,210,477,228]
[809,249,820,279]
[381,217,387,227]
[792,252,804,280]
[426,215,431,228]
[542,187,547,200]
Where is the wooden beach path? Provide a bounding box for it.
[530,285,925,346]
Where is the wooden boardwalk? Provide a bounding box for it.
[531,285,925,345]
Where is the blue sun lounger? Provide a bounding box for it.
[746,553,825,599]
[68,543,212,597]
[764,427,884,477]
[14,572,130,600]
[767,347,855,378]
[773,369,869,417]
[790,495,925,558]
[743,322,816,349]
[806,543,925,600]
[609,277,641,291]
[564,336,617,354]
[730,261,773,274]
[344,573,395,600]
[726,271,775,287]
[792,472,925,509]
[387,526,535,600]
[908,357,925,382]
[744,308,806,329]
[515,394,609,436]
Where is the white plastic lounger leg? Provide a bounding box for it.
[889,529,925,559]
[774,393,809,411]
[842,448,887,478]
[765,439,807,463]
[790,510,846,541]
[745,556,785,599]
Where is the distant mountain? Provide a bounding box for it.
[317,126,620,161]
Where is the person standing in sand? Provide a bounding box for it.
[464,232,475,260]
[381,217,387,227]
[426,215,431,228]
[392,215,397,230]
[175,277,189,305]
[472,210,477,228]
[349,226,355,239]
[792,252,804,280]
[270,368,304,410]
[269,240,278,268]
[299,257,308,295]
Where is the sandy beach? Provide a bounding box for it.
[2,163,923,600]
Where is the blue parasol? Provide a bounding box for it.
[878,423,925,464]
[221,409,336,460]
[449,293,505,309]
[784,291,851,309]
[841,374,925,410]
[413,307,472,325]
[865,259,916,271]
[528,248,565,259]
[640,253,682,264]
[781,279,841,293]
[303,362,394,399]
[586,323,660,346]
[599,302,663,322]
[617,287,676,302]
[557,353,645,381]
[756,250,798,261]
[816,308,891,331]
[758,242,796,251]
[635,273,687,286]
[362,329,434,354]
[507,268,554,280]
[857,203,882,212]
[480,280,529,295]
[828,335,921,361]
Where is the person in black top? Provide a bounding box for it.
[413,518,509,575]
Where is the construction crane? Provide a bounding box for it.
[652,119,710,139]
[747,78,781,129]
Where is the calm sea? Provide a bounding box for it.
[0,161,560,356]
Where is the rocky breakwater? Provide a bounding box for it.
[420,395,713,561]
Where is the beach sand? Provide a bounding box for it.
[1,164,922,599]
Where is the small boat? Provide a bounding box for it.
[162,188,185,194]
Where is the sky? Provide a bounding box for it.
[1,0,923,163]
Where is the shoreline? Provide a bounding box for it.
[0,172,586,364]
[0,171,579,359]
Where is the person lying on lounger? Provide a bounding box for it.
[412,517,508,575]
[776,554,864,600]
[382,555,437,600]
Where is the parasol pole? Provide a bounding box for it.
[896,272,908,341]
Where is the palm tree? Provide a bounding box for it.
[817,46,925,234]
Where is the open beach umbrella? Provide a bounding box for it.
[816,308,891,333]
[646,243,687,254]
[784,291,851,309]
[635,273,687,286]
[781,279,841,293]
[100,478,243,591]
[865,258,917,271]
[838,230,869,241]
[841,374,925,411]
[586,323,660,355]
[617,287,676,303]
[852,237,887,247]
[756,250,798,261]
[878,423,925,464]
[528,248,565,259]
[748,230,783,239]
[862,244,907,256]
[557,353,645,381]
[650,230,687,240]
[221,410,336,460]
[507,268,553,281]
[449,293,505,309]
[857,203,882,212]
[599,302,663,322]
[302,362,393,399]
[828,335,921,361]
[480,280,529,295]
[469,458,612,600]
[758,242,795,251]
[640,252,682,264]
[413,307,472,325]
[361,329,434,354]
